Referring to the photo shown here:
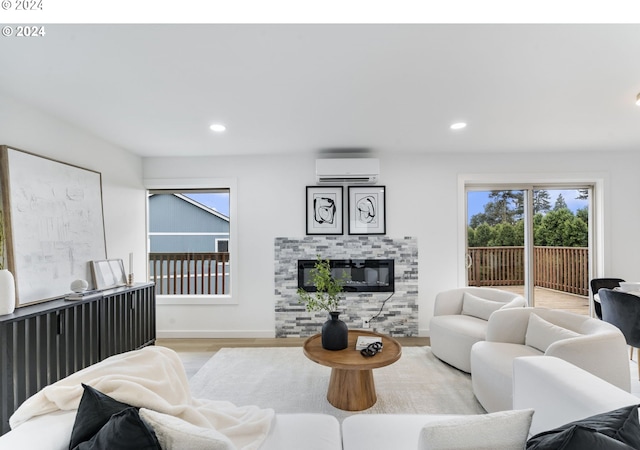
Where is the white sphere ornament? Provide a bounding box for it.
[70,279,89,293]
[0,269,16,315]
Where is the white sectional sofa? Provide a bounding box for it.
[0,411,342,450]
[0,346,343,450]
[512,356,639,436]
[342,356,640,450]
[471,307,631,412]
[2,345,638,449]
[0,409,342,450]
[430,287,526,372]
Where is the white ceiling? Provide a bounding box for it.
[1,24,639,158]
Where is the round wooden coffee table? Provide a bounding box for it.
[303,329,402,411]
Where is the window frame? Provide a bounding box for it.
[144,177,238,305]
[458,172,606,314]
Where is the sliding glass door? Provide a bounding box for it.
[466,186,591,314]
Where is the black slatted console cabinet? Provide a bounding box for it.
[0,282,155,434]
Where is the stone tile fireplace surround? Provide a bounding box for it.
[274,236,418,337]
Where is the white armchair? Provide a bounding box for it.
[470,307,631,413]
[429,287,526,373]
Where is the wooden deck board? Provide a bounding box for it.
[494,285,591,316]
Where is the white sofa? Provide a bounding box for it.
[2,344,636,450]
[0,346,342,450]
[342,356,640,450]
[513,356,639,436]
[0,410,341,450]
[470,307,631,412]
[430,287,526,372]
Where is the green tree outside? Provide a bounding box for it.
[553,194,568,211]
[469,190,588,248]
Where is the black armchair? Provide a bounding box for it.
[590,278,625,319]
[598,288,640,379]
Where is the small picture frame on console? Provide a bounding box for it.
[305,186,344,235]
[348,186,386,235]
[91,259,127,290]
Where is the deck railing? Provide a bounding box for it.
[148,252,230,295]
[467,246,588,296]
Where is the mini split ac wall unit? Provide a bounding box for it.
[315,158,380,184]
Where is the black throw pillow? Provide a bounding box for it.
[69,383,135,448]
[73,407,160,450]
[530,425,634,449]
[527,404,640,450]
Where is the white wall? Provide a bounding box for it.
[0,91,147,279]
[144,148,640,337]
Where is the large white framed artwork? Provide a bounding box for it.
[305,186,344,235]
[0,146,107,307]
[348,186,386,235]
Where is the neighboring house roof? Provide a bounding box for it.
[171,194,229,222]
[148,193,229,234]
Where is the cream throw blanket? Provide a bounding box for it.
[9,346,274,450]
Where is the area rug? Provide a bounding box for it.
[189,346,485,421]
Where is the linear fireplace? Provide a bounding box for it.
[298,259,394,293]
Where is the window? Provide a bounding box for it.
[215,239,229,253]
[147,188,231,298]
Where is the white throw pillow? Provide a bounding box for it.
[139,408,236,450]
[418,409,534,450]
[525,313,580,353]
[461,292,504,321]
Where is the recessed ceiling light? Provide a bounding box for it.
[209,123,226,133]
[450,122,467,130]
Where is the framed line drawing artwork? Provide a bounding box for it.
[348,186,386,235]
[91,259,127,290]
[306,186,344,235]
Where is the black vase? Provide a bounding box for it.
[321,311,348,350]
